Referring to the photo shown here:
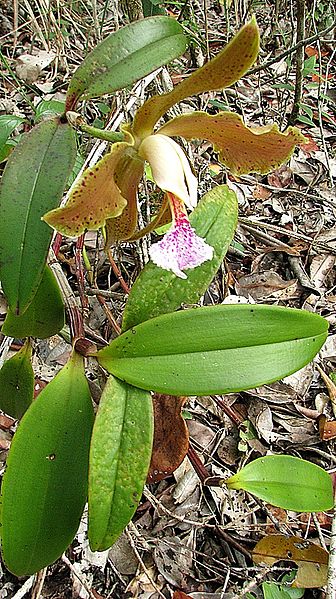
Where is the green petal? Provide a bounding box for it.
[159,111,307,175]
[133,17,259,139]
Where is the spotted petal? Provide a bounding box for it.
[133,18,259,139]
[159,111,307,175]
[149,193,213,279]
[105,150,145,245]
[43,143,135,237]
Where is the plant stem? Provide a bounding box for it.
[326,489,336,599]
[66,111,124,142]
[289,0,306,124]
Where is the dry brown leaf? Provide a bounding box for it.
[253,534,328,588]
[267,164,293,188]
[318,414,336,440]
[235,270,296,300]
[147,394,189,483]
[173,592,192,599]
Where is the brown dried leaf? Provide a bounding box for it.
[173,592,192,599]
[147,394,189,483]
[253,534,328,588]
[235,270,296,300]
[318,414,336,441]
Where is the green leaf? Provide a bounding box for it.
[122,185,238,330]
[226,455,333,512]
[0,340,33,419]
[65,16,187,110]
[142,0,166,17]
[0,117,77,315]
[0,352,94,576]
[97,304,328,396]
[0,115,25,151]
[88,376,153,551]
[2,265,65,339]
[34,99,65,122]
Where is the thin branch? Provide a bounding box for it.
[249,19,336,75]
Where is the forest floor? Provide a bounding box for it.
[0,1,335,598]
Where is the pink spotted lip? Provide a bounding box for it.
[149,195,213,279]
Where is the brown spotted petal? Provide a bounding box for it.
[43,142,134,237]
[105,149,145,245]
[159,111,307,176]
[133,17,259,139]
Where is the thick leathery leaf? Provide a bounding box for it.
[0,118,76,314]
[97,305,328,396]
[43,142,134,237]
[253,534,328,589]
[226,455,333,512]
[0,340,33,419]
[122,185,238,330]
[2,266,64,339]
[88,376,153,551]
[159,112,307,175]
[0,352,94,576]
[133,18,259,138]
[66,16,187,110]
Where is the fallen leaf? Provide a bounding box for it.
[267,164,293,188]
[235,271,296,300]
[173,592,192,599]
[253,534,328,588]
[318,414,336,441]
[253,184,272,200]
[147,394,189,482]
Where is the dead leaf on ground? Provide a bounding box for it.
[154,534,194,587]
[147,394,189,483]
[15,50,56,84]
[267,164,293,188]
[248,398,273,443]
[252,534,328,588]
[318,414,336,440]
[173,591,192,599]
[235,270,296,300]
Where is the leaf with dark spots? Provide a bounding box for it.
[66,16,187,109]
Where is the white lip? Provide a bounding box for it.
[138,134,197,210]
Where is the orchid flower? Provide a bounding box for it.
[43,18,306,278]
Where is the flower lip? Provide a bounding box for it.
[149,193,214,279]
[138,133,197,210]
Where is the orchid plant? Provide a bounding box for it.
[0,16,331,579]
[43,17,305,278]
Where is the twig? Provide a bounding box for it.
[11,577,34,599]
[326,492,336,599]
[31,568,47,599]
[107,249,130,294]
[249,19,336,75]
[48,248,85,341]
[61,553,97,599]
[125,526,166,599]
[288,0,306,124]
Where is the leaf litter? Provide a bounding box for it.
[0,0,335,597]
